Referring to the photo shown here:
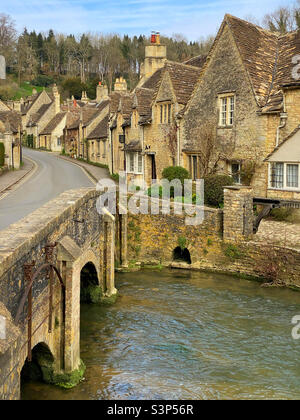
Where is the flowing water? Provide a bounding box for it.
[21,269,300,400]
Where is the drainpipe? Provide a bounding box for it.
[276,113,288,147]
[176,119,180,166]
[141,125,145,186]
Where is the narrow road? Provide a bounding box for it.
[0,148,95,231]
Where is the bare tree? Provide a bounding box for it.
[190,120,235,177]
[0,14,16,65]
[263,6,295,33]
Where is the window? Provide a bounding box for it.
[57,137,61,146]
[126,152,143,174]
[219,95,235,126]
[270,163,284,188]
[159,103,172,124]
[287,164,298,188]
[168,104,171,124]
[231,162,241,184]
[189,155,199,181]
[103,141,106,157]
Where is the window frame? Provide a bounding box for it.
[126,152,143,174]
[159,102,172,125]
[218,94,235,127]
[268,162,300,191]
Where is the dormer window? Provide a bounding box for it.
[219,94,235,127]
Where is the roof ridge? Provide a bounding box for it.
[225,13,279,37]
[165,60,201,71]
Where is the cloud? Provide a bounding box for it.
[1,0,294,40]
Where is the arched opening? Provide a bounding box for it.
[21,343,54,389]
[80,262,102,304]
[173,247,192,264]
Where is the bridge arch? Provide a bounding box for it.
[80,261,101,303]
[21,342,55,385]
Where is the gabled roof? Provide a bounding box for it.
[224,14,278,108]
[118,94,134,125]
[133,87,154,124]
[203,14,300,113]
[183,55,207,69]
[87,115,109,140]
[40,112,66,135]
[109,91,122,114]
[164,61,201,105]
[265,125,300,161]
[26,103,53,127]
[0,111,22,133]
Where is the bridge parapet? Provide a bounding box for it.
[0,187,116,399]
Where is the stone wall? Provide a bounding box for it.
[0,187,116,399]
[125,189,300,289]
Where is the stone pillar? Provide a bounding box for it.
[64,262,80,373]
[102,209,117,297]
[223,186,254,242]
[118,203,128,267]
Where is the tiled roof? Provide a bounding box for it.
[119,94,134,122]
[40,112,66,135]
[87,115,109,139]
[109,91,122,114]
[0,111,22,133]
[133,87,154,123]
[183,55,207,69]
[224,14,278,108]
[142,67,164,91]
[124,140,142,152]
[67,107,99,129]
[164,61,201,105]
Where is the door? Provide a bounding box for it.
[151,155,157,182]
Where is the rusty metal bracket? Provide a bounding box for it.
[23,262,35,362]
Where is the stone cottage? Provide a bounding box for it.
[109,33,203,187]
[180,14,300,199]
[22,85,61,148]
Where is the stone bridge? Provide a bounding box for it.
[0,187,124,400]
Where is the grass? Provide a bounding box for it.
[12,82,47,100]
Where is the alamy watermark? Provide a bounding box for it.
[0,315,6,340]
[0,55,5,80]
[96,173,205,226]
[291,315,300,340]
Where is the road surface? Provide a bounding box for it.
[0,148,94,231]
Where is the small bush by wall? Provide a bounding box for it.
[204,175,234,207]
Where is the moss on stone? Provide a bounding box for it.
[81,285,102,304]
[53,360,86,389]
[100,292,118,305]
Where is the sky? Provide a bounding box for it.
[0,0,296,41]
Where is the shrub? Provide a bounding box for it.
[147,184,163,198]
[162,166,190,186]
[204,175,234,207]
[0,142,4,166]
[32,75,54,87]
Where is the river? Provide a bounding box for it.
[21,269,300,400]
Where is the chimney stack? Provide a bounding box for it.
[52,84,61,114]
[114,77,127,92]
[96,81,109,102]
[138,31,167,86]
